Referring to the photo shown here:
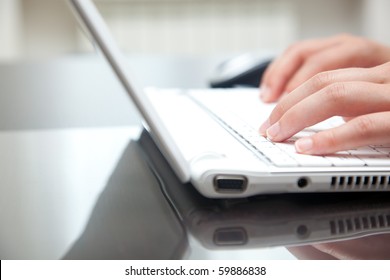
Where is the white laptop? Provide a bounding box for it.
[70,0,390,198]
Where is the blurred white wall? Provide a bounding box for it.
[93,0,297,55]
[362,0,390,45]
[21,0,79,58]
[0,0,22,60]
[0,0,389,60]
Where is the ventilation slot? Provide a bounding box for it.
[330,175,390,190]
[330,214,390,236]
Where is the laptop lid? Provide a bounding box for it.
[69,0,190,182]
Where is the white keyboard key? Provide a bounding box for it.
[255,146,297,166]
[274,141,332,166]
[358,155,390,166]
[325,155,366,167]
[375,148,390,155]
[292,153,333,167]
[271,156,299,167]
[348,147,378,156]
[248,136,269,145]
[275,142,297,154]
[260,147,285,158]
[371,144,390,148]
[252,141,277,151]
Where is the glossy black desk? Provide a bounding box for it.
[64,130,390,260]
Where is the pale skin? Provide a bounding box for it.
[259,34,390,155]
[287,233,390,259]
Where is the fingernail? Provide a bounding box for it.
[260,85,270,101]
[295,137,313,153]
[259,118,270,135]
[266,122,280,140]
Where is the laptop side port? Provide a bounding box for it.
[214,227,248,246]
[214,175,247,193]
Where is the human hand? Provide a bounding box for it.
[261,34,390,102]
[259,62,390,155]
[288,233,390,259]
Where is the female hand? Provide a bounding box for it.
[261,34,390,102]
[259,62,390,155]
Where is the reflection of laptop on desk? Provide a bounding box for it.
[70,0,390,198]
[193,196,390,249]
[139,129,390,249]
[190,195,390,249]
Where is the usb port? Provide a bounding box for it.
[214,227,248,246]
[214,175,247,193]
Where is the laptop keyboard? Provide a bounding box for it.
[189,89,390,168]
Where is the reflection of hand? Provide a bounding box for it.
[259,62,390,155]
[287,233,390,259]
[261,34,390,102]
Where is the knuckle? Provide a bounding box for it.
[354,116,375,138]
[285,42,309,61]
[324,83,347,104]
[374,63,390,83]
[311,71,334,89]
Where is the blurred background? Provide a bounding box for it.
[1,0,390,61]
[1,0,390,260]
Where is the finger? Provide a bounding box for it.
[284,43,368,93]
[295,112,390,155]
[312,233,390,259]
[287,246,337,260]
[266,82,390,142]
[259,67,375,135]
[261,36,342,102]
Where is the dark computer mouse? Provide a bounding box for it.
[209,53,273,88]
